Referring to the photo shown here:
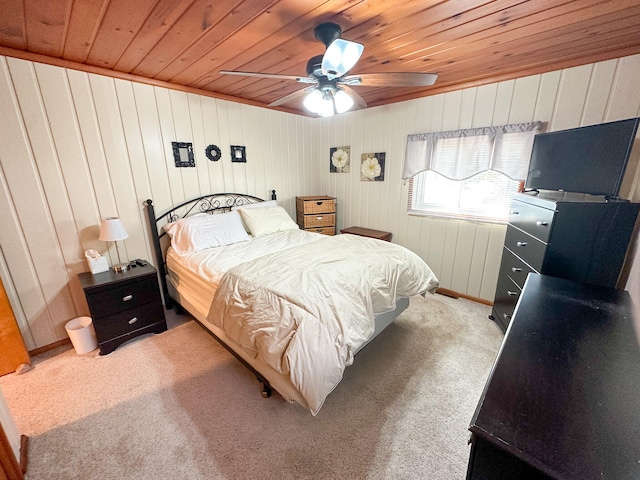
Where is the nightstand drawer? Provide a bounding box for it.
[296,212,336,228]
[92,301,165,341]
[85,275,160,317]
[303,227,335,235]
[296,196,336,214]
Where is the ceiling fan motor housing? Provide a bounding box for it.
[314,22,342,47]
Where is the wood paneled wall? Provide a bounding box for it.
[0,56,314,350]
[313,54,640,302]
[0,53,639,350]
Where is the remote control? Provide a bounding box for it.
[135,259,148,266]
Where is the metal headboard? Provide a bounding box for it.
[144,190,276,308]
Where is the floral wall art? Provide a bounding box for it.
[330,146,350,173]
[361,152,385,181]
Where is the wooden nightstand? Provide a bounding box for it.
[78,263,166,355]
[296,196,336,235]
[340,226,393,242]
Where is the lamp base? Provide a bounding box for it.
[112,263,129,273]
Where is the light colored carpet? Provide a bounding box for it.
[0,293,503,480]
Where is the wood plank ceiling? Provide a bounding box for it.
[0,0,639,116]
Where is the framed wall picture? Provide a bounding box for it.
[230,145,246,162]
[361,152,386,181]
[172,142,195,167]
[330,146,350,173]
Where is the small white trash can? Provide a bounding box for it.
[65,316,98,354]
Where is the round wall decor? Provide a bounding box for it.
[205,144,222,161]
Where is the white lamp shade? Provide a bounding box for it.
[99,217,129,242]
[333,89,354,114]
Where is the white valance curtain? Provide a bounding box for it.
[403,121,543,180]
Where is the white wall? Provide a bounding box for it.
[1,53,639,350]
[0,55,314,350]
[313,55,640,300]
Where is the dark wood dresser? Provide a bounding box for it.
[468,274,640,479]
[491,191,639,330]
[78,263,166,355]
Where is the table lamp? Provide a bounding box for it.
[99,217,129,273]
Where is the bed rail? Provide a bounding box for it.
[144,191,276,308]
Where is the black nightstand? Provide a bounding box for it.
[78,263,166,355]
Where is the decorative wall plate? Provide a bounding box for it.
[205,144,222,162]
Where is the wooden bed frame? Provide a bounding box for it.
[143,191,409,402]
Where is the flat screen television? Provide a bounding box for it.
[525,117,640,198]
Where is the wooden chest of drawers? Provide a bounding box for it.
[296,196,336,235]
[78,263,166,355]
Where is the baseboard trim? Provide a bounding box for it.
[28,338,70,357]
[436,288,493,306]
[20,435,27,474]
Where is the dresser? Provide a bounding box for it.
[468,274,640,480]
[296,196,336,235]
[78,263,166,355]
[491,191,639,331]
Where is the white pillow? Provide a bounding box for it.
[163,210,250,255]
[238,205,299,237]
[231,199,277,211]
[232,200,277,232]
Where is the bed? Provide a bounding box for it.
[145,192,439,415]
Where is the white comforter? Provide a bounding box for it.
[206,232,439,415]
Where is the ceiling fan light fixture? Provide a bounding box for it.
[333,89,354,114]
[303,88,324,113]
[322,39,364,79]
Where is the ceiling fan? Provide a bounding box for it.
[220,22,438,117]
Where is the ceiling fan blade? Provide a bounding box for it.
[268,87,315,107]
[321,39,364,80]
[347,72,438,87]
[220,70,317,84]
[342,86,367,110]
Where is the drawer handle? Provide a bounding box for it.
[503,313,511,319]
[128,317,138,325]
[536,221,548,226]
[511,267,522,272]
[516,241,527,247]
[316,216,323,220]
[316,201,323,206]
[510,211,519,215]
[122,295,133,302]
[507,290,519,296]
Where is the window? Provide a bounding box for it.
[404,122,542,223]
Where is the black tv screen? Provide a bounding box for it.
[525,117,639,198]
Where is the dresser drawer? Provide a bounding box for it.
[509,200,554,243]
[296,196,336,214]
[297,212,336,228]
[92,301,165,341]
[504,225,546,271]
[499,248,537,289]
[86,275,160,318]
[492,275,521,328]
[303,227,335,235]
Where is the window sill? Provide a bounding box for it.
[407,209,507,225]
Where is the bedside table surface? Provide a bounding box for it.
[78,263,157,290]
[340,226,393,241]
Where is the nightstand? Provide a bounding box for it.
[340,226,393,242]
[78,263,166,355]
[296,195,336,235]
